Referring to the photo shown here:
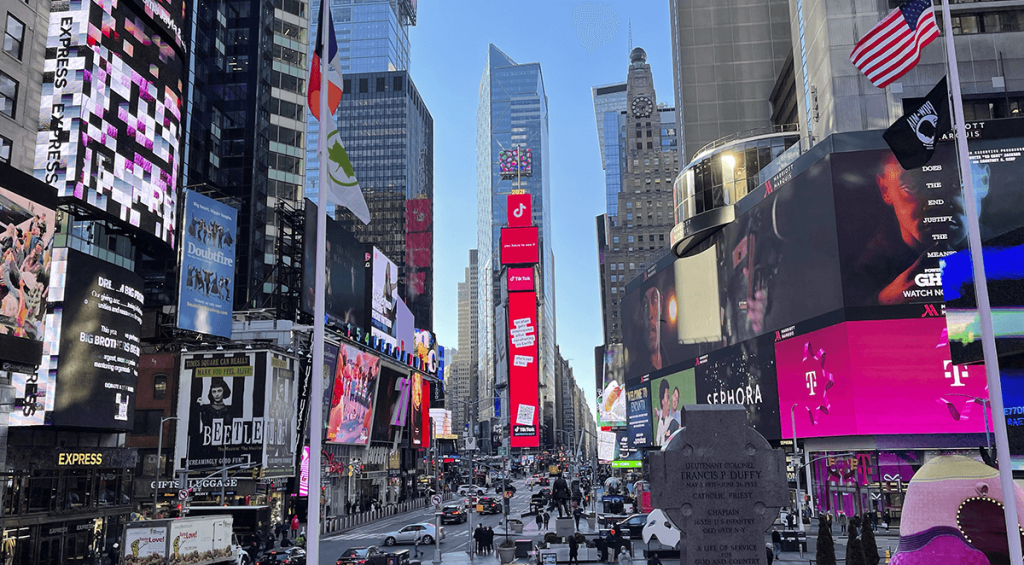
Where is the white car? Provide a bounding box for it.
[457,484,486,496]
[382,523,445,546]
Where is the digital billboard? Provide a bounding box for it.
[414,329,439,375]
[370,247,402,348]
[775,317,989,438]
[507,193,532,227]
[134,0,186,52]
[264,353,298,477]
[47,248,144,430]
[303,200,368,329]
[410,373,425,448]
[500,227,539,265]
[508,291,539,447]
[327,343,380,445]
[625,380,653,449]
[429,408,456,439]
[696,333,781,440]
[507,267,535,293]
[499,147,532,179]
[37,0,184,248]
[597,430,616,463]
[370,366,410,443]
[421,379,431,448]
[650,368,695,447]
[178,190,236,338]
[0,167,58,367]
[404,197,432,322]
[176,352,265,469]
[598,344,626,427]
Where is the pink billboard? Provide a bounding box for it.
[776,317,990,438]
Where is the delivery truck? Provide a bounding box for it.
[122,515,243,565]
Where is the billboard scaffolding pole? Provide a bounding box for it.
[939,0,1021,562]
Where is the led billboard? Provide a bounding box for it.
[507,193,532,227]
[404,197,432,322]
[264,353,298,477]
[303,200,368,329]
[500,227,539,265]
[414,329,439,375]
[508,291,539,447]
[429,408,456,439]
[650,368,695,447]
[598,344,626,427]
[370,247,402,348]
[507,267,535,293]
[499,147,532,179]
[47,249,144,429]
[410,373,425,448]
[37,0,184,248]
[326,343,380,445]
[370,366,410,443]
[178,190,236,338]
[625,380,653,450]
[696,333,781,440]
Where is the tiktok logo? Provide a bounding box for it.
[944,360,968,387]
[512,203,527,219]
[805,371,817,395]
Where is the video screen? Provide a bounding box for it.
[598,344,626,427]
[625,381,653,449]
[370,246,402,348]
[508,291,539,448]
[695,333,780,440]
[37,0,184,248]
[370,366,410,443]
[326,343,380,445]
[303,200,368,329]
[500,227,539,265]
[264,354,297,476]
[499,147,532,177]
[429,408,456,439]
[178,190,236,338]
[132,0,186,52]
[414,329,439,375]
[404,198,432,322]
[410,373,424,448]
[48,249,144,430]
[650,368,695,448]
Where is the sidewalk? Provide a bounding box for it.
[321,493,456,536]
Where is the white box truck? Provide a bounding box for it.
[123,515,242,565]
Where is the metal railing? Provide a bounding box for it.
[320,492,455,535]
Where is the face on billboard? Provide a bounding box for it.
[508,291,539,447]
[48,249,144,430]
[303,200,368,329]
[598,344,626,426]
[621,267,685,381]
[326,343,380,445]
[37,0,184,248]
[651,368,695,447]
[833,146,966,307]
[410,373,424,447]
[500,227,539,265]
[179,190,237,338]
[371,247,401,347]
[626,381,653,449]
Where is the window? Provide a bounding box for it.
[626,202,632,209]
[647,142,653,149]
[0,71,17,117]
[627,236,634,243]
[376,76,386,92]
[359,78,368,93]
[132,409,164,436]
[393,76,403,91]
[612,236,619,243]
[153,374,168,400]
[4,14,24,60]
[0,134,10,163]
[636,143,642,150]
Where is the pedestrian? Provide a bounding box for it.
[617,545,633,565]
[543,510,551,530]
[595,536,609,563]
[646,553,661,565]
[568,534,580,565]
[839,511,848,534]
[474,525,483,555]
[536,511,544,531]
[765,544,774,565]
[573,506,583,530]
[414,532,423,557]
[883,509,891,532]
[290,514,300,539]
[826,510,834,533]
[771,528,782,559]
[483,527,492,553]
[276,522,286,544]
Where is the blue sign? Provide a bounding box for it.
[177,190,237,337]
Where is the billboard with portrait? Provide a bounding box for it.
[410,373,425,448]
[326,343,380,445]
[371,247,402,348]
[626,380,653,449]
[0,167,57,367]
[37,0,184,248]
[176,351,265,469]
[650,368,695,447]
[775,317,989,438]
[429,408,456,439]
[370,366,410,444]
[303,200,368,329]
[178,190,236,338]
[598,344,626,427]
[46,249,144,429]
[405,197,432,325]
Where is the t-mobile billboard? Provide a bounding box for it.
[508,291,539,447]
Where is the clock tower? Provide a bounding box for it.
[625,47,661,172]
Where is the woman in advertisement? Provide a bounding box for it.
[198,377,234,430]
[411,373,423,446]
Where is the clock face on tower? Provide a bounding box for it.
[631,96,653,118]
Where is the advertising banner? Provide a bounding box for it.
[326,343,380,445]
[695,333,781,440]
[650,368,695,447]
[404,197,432,320]
[508,291,539,447]
[302,200,368,329]
[36,0,183,248]
[775,317,989,438]
[598,344,626,427]
[1000,369,1024,460]
[264,354,297,476]
[500,227,540,265]
[47,249,144,430]
[167,517,232,565]
[507,267,535,293]
[371,366,410,443]
[597,430,616,463]
[178,190,236,338]
[298,446,310,496]
[626,381,653,449]
[507,193,532,227]
[421,379,431,449]
[429,408,456,439]
[410,373,425,448]
[177,352,265,469]
[370,247,402,348]
[414,329,439,375]
[124,525,167,565]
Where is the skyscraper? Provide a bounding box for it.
[592,82,627,218]
[451,249,478,442]
[477,44,556,448]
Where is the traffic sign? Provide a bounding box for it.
[178,489,189,500]
[431,494,442,506]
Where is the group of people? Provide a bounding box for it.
[472,525,497,554]
[187,216,234,249]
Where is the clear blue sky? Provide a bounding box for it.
[410,1,676,415]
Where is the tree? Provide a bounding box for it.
[845,525,866,565]
[860,513,881,565]
[816,516,837,565]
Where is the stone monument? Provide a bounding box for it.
[648,405,788,565]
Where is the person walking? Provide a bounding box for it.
[568,535,580,565]
[474,525,483,555]
[536,511,544,531]
[839,511,848,534]
[573,506,583,530]
[646,553,661,565]
[543,510,551,530]
[290,514,300,539]
[826,510,834,533]
[489,527,496,553]
[771,528,782,560]
[617,545,633,565]
[414,531,423,558]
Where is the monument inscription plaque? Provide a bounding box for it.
[648,406,787,565]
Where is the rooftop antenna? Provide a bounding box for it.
[628,20,633,55]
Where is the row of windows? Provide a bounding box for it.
[4,469,133,515]
[272,43,305,67]
[947,10,1024,34]
[268,123,303,148]
[270,70,305,94]
[270,97,304,121]
[272,0,306,17]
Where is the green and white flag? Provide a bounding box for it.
[324,128,370,224]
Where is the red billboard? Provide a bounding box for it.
[507,193,532,227]
[507,268,535,293]
[508,291,539,447]
[500,227,539,265]
[422,379,431,449]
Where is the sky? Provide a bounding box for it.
[409,1,678,417]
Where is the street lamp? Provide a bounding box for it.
[154,416,179,513]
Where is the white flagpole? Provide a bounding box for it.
[938,0,1022,561]
[307,0,329,561]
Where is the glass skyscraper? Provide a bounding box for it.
[476,44,556,446]
[592,83,627,218]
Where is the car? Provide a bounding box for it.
[616,513,650,540]
[457,484,486,496]
[441,504,468,524]
[382,523,445,546]
[476,497,503,515]
[538,477,550,486]
[257,547,306,565]
[494,483,517,495]
[336,546,388,565]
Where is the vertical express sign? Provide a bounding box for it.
[508,291,539,447]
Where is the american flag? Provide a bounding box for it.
[850,0,940,88]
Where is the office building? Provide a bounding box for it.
[476,44,556,449]
[0,0,48,170]
[592,82,627,217]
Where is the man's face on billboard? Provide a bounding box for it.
[671,388,680,411]
[877,157,967,251]
[660,386,670,414]
[643,287,661,355]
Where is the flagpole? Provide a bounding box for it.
[938,0,1022,560]
[307,0,330,561]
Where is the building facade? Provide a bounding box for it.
[592,82,628,218]
[0,0,48,169]
[476,44,556,449]
[449,249,479,443]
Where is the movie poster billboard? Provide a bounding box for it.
[371,247,402,348]
[178,190,237,338]
[650,368,695,447]
[626,381,653,449]
[326,343,380,445]
[47,249,144,430]
[264,353,297,476]
[598,344,626,427]
[176,351,266,469]
[302,200,368,329]
[371,366,410,443]
[508,291,540,447]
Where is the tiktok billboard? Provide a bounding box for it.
[508,290,539,448]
